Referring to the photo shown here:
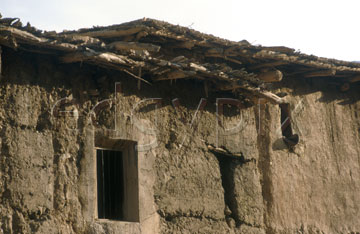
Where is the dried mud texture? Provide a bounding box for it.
[0,48,359,234]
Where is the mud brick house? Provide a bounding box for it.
[0,15,360,234]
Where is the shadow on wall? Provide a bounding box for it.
[271,75,360,105]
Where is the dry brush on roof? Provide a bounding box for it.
[0,15,359,103]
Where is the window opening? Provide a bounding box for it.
[95,138,139,222]
[97,149,124,220]
[280,103,292,138]
[280,103,299,147]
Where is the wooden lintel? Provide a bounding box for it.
[304,70,336,78]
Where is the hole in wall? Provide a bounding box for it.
[280,103,299,147]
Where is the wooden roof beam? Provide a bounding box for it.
[257,69,283,82]
[107,41,160,52]
[218,82,285,104]
[303,69,336,78]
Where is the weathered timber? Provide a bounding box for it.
[304,70,336,78]
[108,41,160,52]
[73,26,145,38]
[60,50,141,67]
[257,69,283,82]
[218,83,284,104]
[0,26,47,43]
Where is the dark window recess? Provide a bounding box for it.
[280,103,293,138]
[280,104,299,147]
[97,149,124,220]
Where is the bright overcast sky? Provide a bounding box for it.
[1,0,360,61]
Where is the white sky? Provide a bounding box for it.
[1,0,360,61]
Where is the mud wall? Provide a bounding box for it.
[0,48,359,234]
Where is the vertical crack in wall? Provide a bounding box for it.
[216,155,239,226]
[215,153,259,229]
[255,104,275,234]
